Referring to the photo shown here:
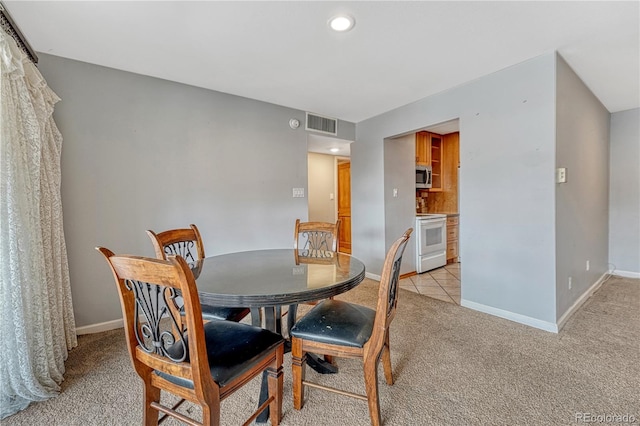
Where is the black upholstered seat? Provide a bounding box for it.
[162,320,284,387]
[290,300,375,348]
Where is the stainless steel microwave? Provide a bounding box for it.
[416,165,432,189]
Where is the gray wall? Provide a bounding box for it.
[307,152,336,223]
[383,134,416,274]
[38,49,627,331]
[609,108,640,274]
[354,53,558,326]
[38,54,354,328]
[555,55,611,319]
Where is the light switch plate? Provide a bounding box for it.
[292,188,305,198]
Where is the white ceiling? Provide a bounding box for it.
[4,1,639,123]
[308,133,352,157]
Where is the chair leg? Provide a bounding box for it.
[291,338,306,410]
[143,383,161,426]
[201,400,221,426]
[268,345,284,426]
[381,331,394,385]
[363,359,382,426]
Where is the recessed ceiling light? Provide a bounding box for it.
[329,15,355,32]
[330,148,340,153]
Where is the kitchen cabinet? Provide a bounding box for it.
[446,215,459,263]
[429,133,443,192]
[415,131,444,192]
[415,131,430,165]
[424,132,459,213]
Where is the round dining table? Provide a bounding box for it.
[194,248,366,309]
[192,248,366,423]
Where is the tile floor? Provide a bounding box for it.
[399,262,460,305]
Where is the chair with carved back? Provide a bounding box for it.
[290,228,413,426]
[294,219,340,256]
[96,248,284,426]
[287,219,341,335]
[146,224,251,323]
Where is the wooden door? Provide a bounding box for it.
[337,161,351,254]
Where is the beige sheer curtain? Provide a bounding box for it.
[0,27,77,418]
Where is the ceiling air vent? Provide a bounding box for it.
[306,112,338,136]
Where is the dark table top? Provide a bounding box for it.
[194,249,366,307]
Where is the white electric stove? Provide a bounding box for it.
[415,214,447,273]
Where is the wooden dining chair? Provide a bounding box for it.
[146,224,250,323]
[96,248,284,426]
[290,228,413,426]
[288,219,341,337]
[294,219,340,256]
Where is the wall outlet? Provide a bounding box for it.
[568,276,572,290]
[556,167,567,183]
[393,188,398,198]
[586,260,590,271]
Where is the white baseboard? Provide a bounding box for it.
[460,299,559,333]
[75,318,123,335]
[462,272,613,334]
[365,272,381,281]
[609,269,640,279]
[556,272,610,332]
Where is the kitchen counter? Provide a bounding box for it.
[416,214,446,220]
[417,212,459,217]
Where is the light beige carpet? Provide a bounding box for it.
[4,275,639,425]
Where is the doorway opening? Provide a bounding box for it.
[307,134,352,254]
[388,119,462,305]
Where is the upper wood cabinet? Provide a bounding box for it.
[415,131,447,191]
[415,131,430,165]
[424,132,460,213]
[429,133,443,192]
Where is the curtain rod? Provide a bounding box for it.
[0,1,38,64]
